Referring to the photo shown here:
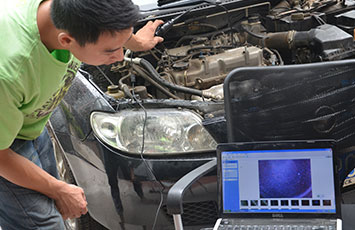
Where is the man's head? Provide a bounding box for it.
[50,0,140,65]
[50,0,140,46]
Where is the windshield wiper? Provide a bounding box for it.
[157,0,219,9]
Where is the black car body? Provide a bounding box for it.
[49,0,355,229]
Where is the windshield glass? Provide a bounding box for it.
[132,0,158,10]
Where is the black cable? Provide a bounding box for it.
[312,14,326,25]
[96,66,114,85]
[139,58,208,97]
[155,5,197,37]
[270,48,284,65]
[156,1,231,38]
[240,24,268,39]
[118,74,134,99]
[210,2,236,46]
[132,65,181,99]
[130,76,165,230]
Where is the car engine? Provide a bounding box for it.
[83,0,355,103]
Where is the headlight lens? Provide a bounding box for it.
[90,109,217,155]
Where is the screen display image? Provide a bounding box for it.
[259,159,312,199]
[221,148,336,214]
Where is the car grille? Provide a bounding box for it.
[162,201,218,226]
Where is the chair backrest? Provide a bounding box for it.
[223,59,355,163]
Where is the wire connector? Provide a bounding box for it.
[130,74,137,84]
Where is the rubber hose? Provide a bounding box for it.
[139,59,207,97]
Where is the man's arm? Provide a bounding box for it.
[0,148,87,220]
[124,20,164,52]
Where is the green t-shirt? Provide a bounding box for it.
[0,0,81,149]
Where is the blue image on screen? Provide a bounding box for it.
[259,159,312,198]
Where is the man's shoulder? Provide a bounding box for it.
[0,0,43,82]
[0,0,41,51]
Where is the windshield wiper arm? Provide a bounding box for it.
[157,0,214,9]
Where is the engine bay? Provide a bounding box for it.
[83,0,355,103]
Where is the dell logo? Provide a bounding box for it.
[272,214,284,218]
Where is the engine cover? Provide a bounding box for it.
[167,46,265,90]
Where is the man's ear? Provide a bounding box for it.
[58,32,75,48]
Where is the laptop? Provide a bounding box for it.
[214,140,342,230]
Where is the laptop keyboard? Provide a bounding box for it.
[217,219,337,230]
[217,225,335,230]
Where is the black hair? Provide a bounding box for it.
[50,0,140,46]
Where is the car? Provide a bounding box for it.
[49,0,355,229]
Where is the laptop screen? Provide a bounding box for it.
[221,148,337,215]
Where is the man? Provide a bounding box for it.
[0,0,163,229]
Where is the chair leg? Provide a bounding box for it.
[173,214,184,230]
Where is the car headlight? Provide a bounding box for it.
[90,109,217,155]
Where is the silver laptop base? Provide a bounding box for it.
[214,218,342,230]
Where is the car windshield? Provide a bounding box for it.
[132,0,157,10]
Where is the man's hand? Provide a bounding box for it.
[0,148,88,220]
[54,182,88,220]
[125,20,164,52]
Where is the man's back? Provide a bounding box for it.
[0,0,80,150]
